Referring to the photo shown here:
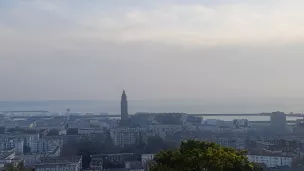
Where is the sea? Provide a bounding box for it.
[0,100,303,121]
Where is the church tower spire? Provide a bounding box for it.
[120,90,128,126]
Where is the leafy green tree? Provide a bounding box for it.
[4,164,15,171]
[151,140,263,171]
[4,162,25,171]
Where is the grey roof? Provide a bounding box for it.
[40,156,81,163]
[35,163,78,168]
[91,153,133,158]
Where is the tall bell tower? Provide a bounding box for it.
[120,90,128,126]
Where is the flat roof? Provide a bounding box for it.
[247,151,293,157]
[35,163,77,168]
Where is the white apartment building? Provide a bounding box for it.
[247,154,293,168]
[0,140,24,154]
[0,133,39,149]
[14,141,24,154]
[58,129,66,135]
[30,139,62,154]
[110,128,145,147]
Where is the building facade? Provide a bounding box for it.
[110,128,145,147]
[270,111,287,131]
[0,139,24,154]
[35,156,82,171]
[21,154,42,167]
[35,163,81,171]
[247,154,293,168]
[30,138,62,155]
[90,153,134,169]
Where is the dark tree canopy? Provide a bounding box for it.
[60,135,177,169]
[4,161,27,171]
[151,140,263,171]
[46,129,59,136]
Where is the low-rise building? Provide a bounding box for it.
[0,149,23,170]
[247,152,293,168]
[40,156,82,165]
[35,156,82,171]
[35,163,81,171]
[0,150,16,165]
[90,153,134,169]
[21,153,42,167]
[256,141,277,151]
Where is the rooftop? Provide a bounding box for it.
[35,163,78,168]
[40,156,81,163]
[0,151,15,159]
[256,141,275,146]
[92,153,133,158]
[247,150,293,157]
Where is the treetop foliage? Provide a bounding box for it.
[151,140,263,171]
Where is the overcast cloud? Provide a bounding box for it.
[1,0,304,101]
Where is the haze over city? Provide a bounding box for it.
[1,0,304,108]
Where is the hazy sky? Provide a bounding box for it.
[1,0,304,101]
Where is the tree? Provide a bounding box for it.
[4,162,25,171]
[4,164,15,171]
[151,140,263,171]
[16,162,24,171]
[47,129,59,136]
[144,136,177,153]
